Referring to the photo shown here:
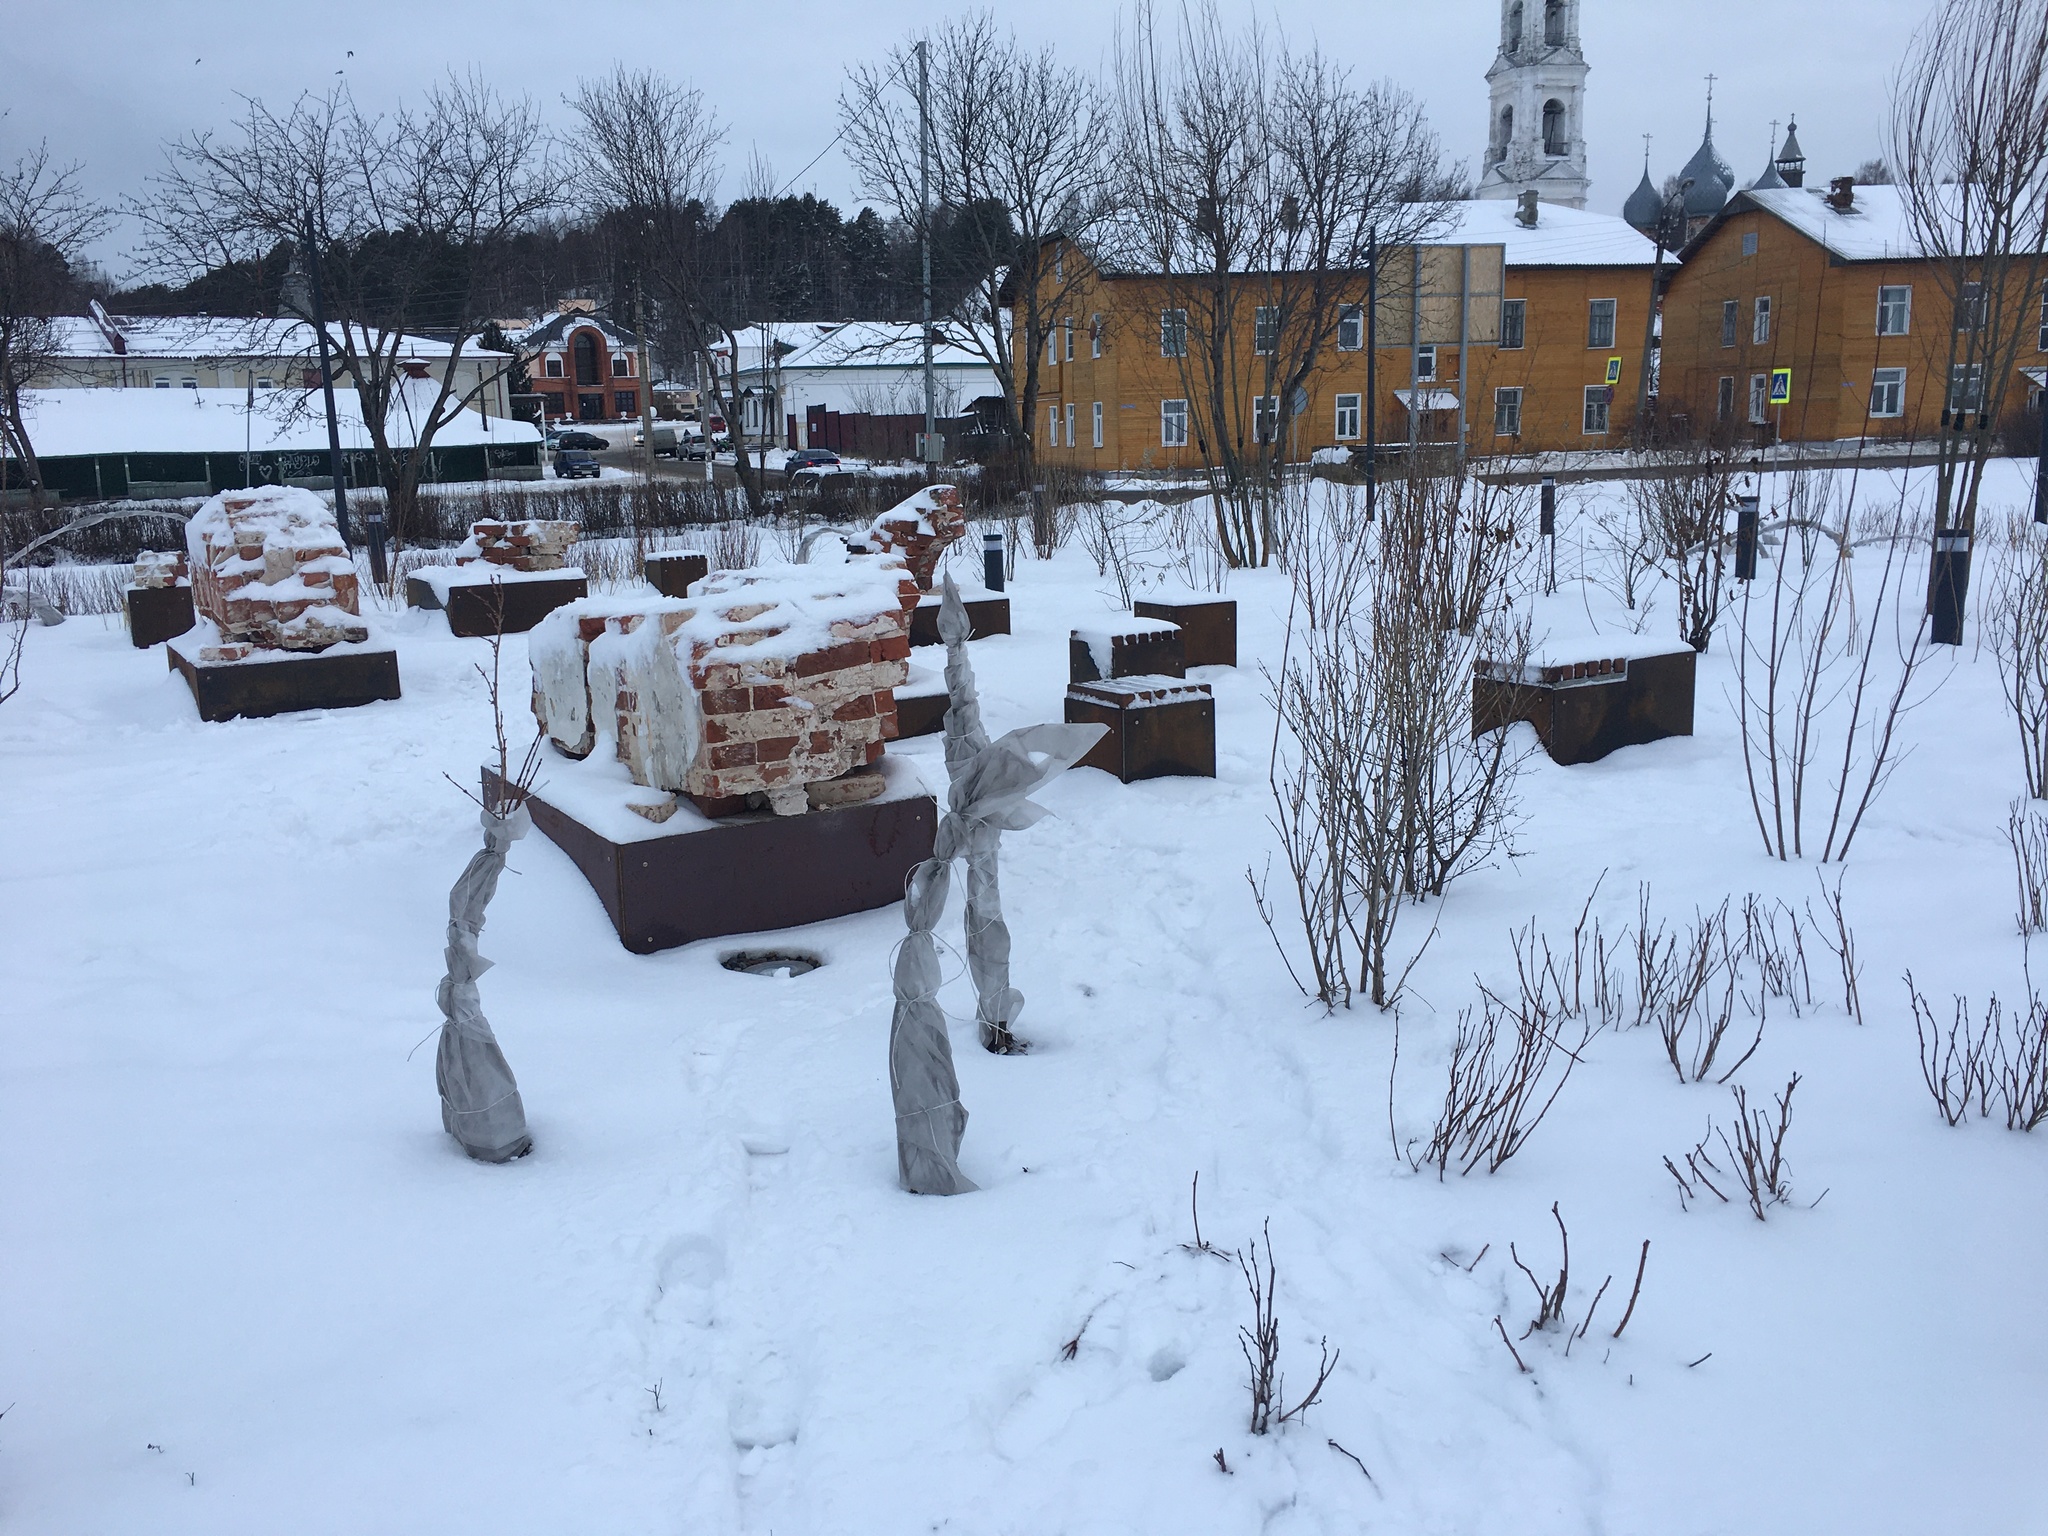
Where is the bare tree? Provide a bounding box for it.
[135,79,559,554]
[1113,2,1456,567]
[841,14,1116,552]
[564,67,785,515]
[1888,0,2048,560]
[0,144,111,508]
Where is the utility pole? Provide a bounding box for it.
[303,210,386,585]
[636,268,655,484]
[918,38,937,468]
[1365,225,1377,522]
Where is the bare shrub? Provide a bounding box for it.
[1662,1120,1734,1210]
[1236,1220,1337,1436]
[1720,1076,1800,1220]
[1651,899,1765,1085]
[1626,443,1733,652]
[1988,537,2048,796]
[1256,478,1530,1009]
[1733,492,1941,863]
[2008,798,2048,937]
[711,519,763,571]
[1074,498,1172,608]
[1806,874,1865,1025]
[1740,893,1814,1013]
[1907,972,2048,1130]
[1409,994,1592,1179]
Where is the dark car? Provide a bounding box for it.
[555,430,611,451]
[554,449,601,479]
[782,448,841,477]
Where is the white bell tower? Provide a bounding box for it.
[1478,0,1591,211]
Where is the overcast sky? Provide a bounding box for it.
[1,0,1934,280]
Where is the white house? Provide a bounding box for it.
[33,303,515,416]
[725,321,1002,448]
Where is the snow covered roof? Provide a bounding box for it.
[16,387,540,458]
[774,321,993,373]
[1086,201,1654,279]
[1716,183,2045,263]
[1431,201,1661,268]
[43,312,501,363]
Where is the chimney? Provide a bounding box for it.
[1516,189,1541,228]
[1826,176,1856,212]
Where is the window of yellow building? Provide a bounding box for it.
[1588,298,1617,349]
[1335,393,1361,439]
[1162,398,1188,446]
[1501,299,1526,350]
[1494,387,1522,437]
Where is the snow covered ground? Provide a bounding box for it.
[3,464,2046,1533]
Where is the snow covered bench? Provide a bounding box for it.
[1472,637,1696,765]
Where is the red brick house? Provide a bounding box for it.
[515,310,648,424]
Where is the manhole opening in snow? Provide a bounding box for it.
[720,949,824,979]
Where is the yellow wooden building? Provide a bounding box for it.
[1020,199,1659,471]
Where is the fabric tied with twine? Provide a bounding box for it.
[889,575,1105,1195]
[436,806,534,1163]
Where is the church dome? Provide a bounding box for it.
[1677,121,1734,218]
[1750,155,1787,191]
[1623,168,1663,234]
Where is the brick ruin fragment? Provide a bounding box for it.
[131,550,189,588]
[457,519,578,572]
[529,557,920,818]
[184,486,367,660]
[859,484,966,591]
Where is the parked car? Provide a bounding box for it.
[554,430,611,451]
[633,426,678,456]
[554,448,601,479]
[544,428,566,449]
[782,448,841,477]
[679,435,714,462]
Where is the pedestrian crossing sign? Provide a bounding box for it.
[1605,356,1623,385]
[1769,368,1793,405]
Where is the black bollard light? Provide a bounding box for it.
[1734,494,1760,581]
[1931,528,1971,646]
[1540,476,1557,594]
[983,529,1005,592]
[2036,403,2048,525]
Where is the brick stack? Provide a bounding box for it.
[530,557,921,817]
[184,486,367,657]
[131,550,189,588]
[862,484,966,591]
[459,519,578,572]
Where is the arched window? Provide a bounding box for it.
[573,330,600,385]
[1507,2,1523,52]
[1542,99,1567,156]
[1544,0,1566,46]
[1496,106,1514,164]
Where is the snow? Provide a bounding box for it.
[43,313,506,363]
[19,386,541,458]
[411,564,586,605]
[4,462,2048,1533]
[1431,199,1660,268]
[1739,183,1965,263]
